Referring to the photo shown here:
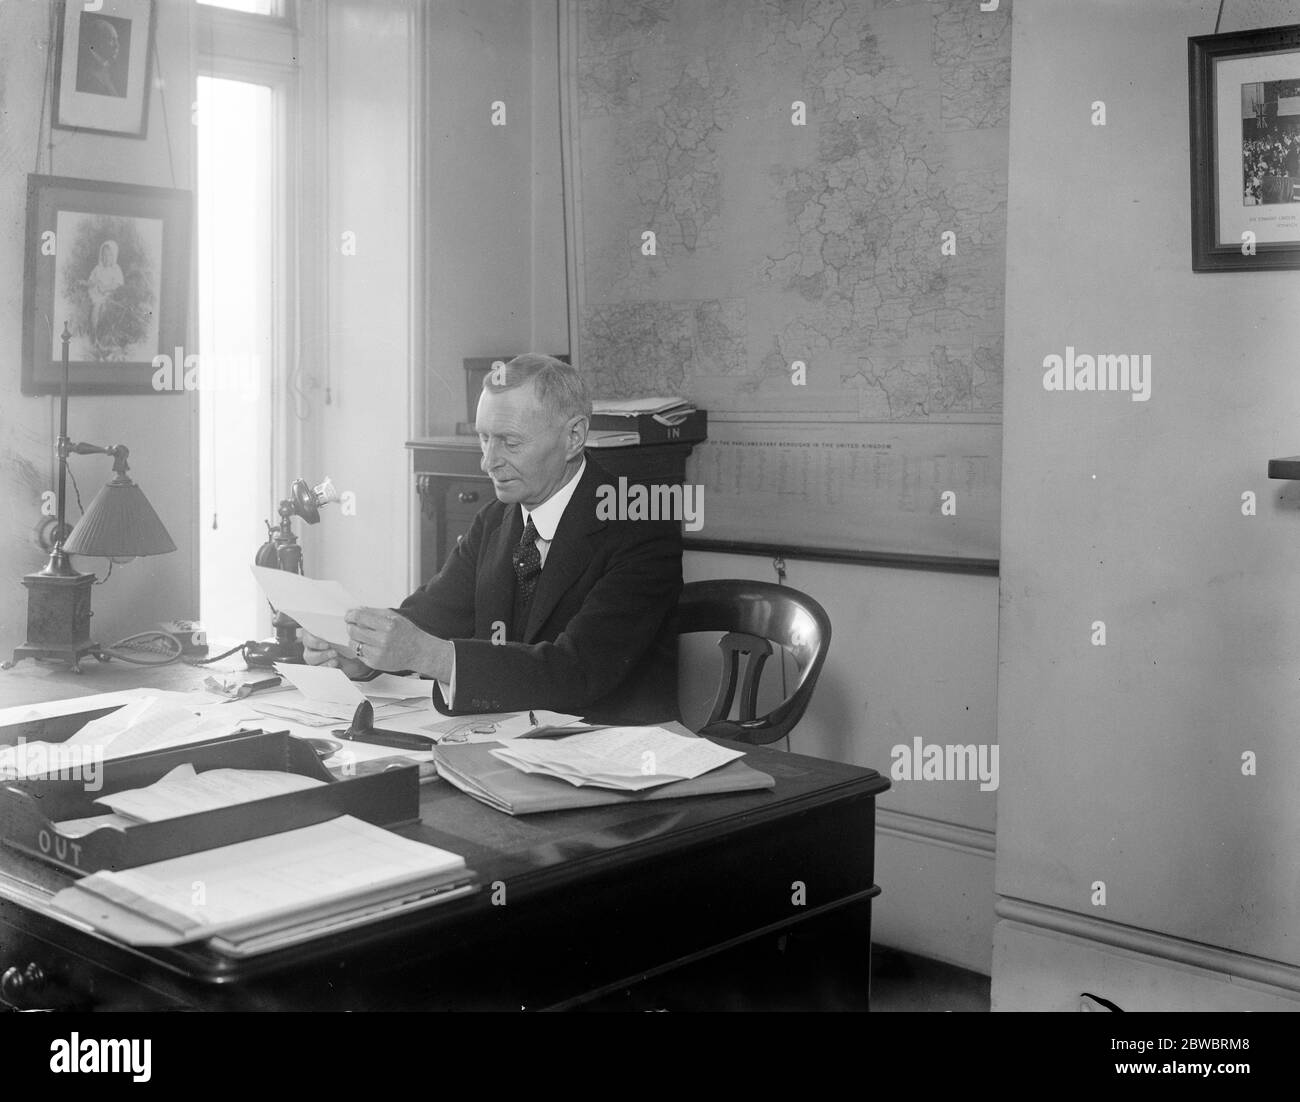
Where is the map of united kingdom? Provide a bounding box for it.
[575,0,1008,424]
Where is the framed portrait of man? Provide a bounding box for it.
[53,0,156,139]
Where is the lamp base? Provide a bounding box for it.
[2,570,109,673]
[3,640,109,673]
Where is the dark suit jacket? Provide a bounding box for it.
[396,458,682,725]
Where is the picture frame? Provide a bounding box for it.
[21,174,192,396]
[1190,23,1300,271]
[52,0,155,139]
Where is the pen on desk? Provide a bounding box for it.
[237,675,282,699]
[529,710,537,726]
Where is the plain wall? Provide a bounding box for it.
[417,0,567,440]
[996,0,1300,1007]
[302,0,416,603]
[0,0,197,672]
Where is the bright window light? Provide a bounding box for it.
[196,75,275,642]
[197,0,280,17]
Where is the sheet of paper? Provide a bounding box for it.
[246,701,347,727]
[322,738,434,770]
[74,698,237,758]
[273,663,366,708]
[491,726,744,791]
[0,697,240,777]
[0,689,223,731]
[251,566,360,646]
[362,674,433,700]
[591,396,688,415]
[496,753,674,791]
[54,812,135,838]
[95,762,325,823]
[246,694,422,728]
[419,710,584,744]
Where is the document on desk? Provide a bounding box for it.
[435,742,774,815]
[363,674,433,700]
[251,566,359,647]
[92,763,325,823]
[273,663,364,709]
[0,696,238,778]
[491,727,745,791]
[420,710,584,743]
[50,815,470,947]
[270,662,431,712]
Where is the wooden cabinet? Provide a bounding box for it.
[407,437,700,581]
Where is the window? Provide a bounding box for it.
[196,75,276,641]
[195,1,301,642]
[197,0,282,17]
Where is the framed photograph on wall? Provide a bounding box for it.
[21,175,191,396]
[1190,23,1300,271]
[53,0,155,138]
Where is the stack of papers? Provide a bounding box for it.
[419,710,584,744]
[50,815,472,949]
[0,697,240,780]
[54,763,326,838]
[586,430,644,448]
[591,396,695,421]
[491,726,744,791]
[587,397,699,448]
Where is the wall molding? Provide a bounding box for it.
[557,0,583,368]
[877,808,995,858]
[996,895,1300,995]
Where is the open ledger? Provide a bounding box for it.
[50,815,472,951]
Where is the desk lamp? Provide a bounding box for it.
[5,325,176,672]
[244,475,340,669]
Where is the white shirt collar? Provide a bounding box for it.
[521,457,586,542]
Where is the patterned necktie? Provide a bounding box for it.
[513,517,542,606]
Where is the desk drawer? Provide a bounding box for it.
[444,479,488,559]
[0,918,188,1011]
[444,479,487,523]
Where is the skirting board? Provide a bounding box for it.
[993,897,1300,1011]
[873,809,995,975]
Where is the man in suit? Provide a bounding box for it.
[300,354,682,724]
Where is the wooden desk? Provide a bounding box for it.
[0,662,889,1011]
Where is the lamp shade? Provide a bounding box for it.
[63,476,176,559]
